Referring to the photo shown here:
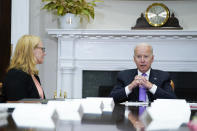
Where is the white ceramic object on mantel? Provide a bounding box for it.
[59,13,81,29]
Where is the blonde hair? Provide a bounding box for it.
[9,35,41,75]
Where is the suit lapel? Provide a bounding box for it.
[129,69,138,82]
[149,69,157,84]
[148,69,159,101]
[129,69,139,100]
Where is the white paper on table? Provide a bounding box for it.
[120,101,149,106]
[141,99,191,130]
[47,100,83,121]
[12,104,55,129]
[86,97,115,112]
[81,98,103,114]
[149,99,190,122]
[0,103,42,109]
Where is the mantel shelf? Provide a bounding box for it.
[47,29,197,36]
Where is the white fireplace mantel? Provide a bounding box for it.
[47,29,197,98]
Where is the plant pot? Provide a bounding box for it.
[59,13,81,29]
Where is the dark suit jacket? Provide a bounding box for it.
[110,69,176,103]
[2,68,45,101]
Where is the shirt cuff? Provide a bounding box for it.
[125,85,132,96]
[149,84,157,94]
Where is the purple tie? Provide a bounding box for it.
[139,73,147,102]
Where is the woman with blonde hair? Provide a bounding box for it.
[2,35,46,101]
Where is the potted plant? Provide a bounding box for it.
[42,0,101,29]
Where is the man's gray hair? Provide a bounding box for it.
[134,43,153,56]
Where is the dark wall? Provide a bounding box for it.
[170,72,197,101]
[83,71,118,98]
[0,0,11,82]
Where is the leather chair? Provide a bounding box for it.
[170,80,175,91]
[0,82,5,102]
[0,82,2,95]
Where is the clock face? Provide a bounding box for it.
[145,3,169,27]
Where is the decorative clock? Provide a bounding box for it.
[131,3,182,30]
[145,3,169,27]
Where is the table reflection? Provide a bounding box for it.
[128,107,145,131]
[110,105,145,131]
[0,104,196,131]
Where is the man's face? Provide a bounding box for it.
[134,45,154,73]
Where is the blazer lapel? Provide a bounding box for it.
[148,69,159,101]
[149,69,159,85]
[129,69,139,101]
[129,69,138,83]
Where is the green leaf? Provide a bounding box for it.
[41,0,103,22]
[81,9,92,21]
[92,0,103,3]
[42,2,56,10]
[57,6,64,15]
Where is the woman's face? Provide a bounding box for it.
[33,42,46,64]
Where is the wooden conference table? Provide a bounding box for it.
[0,99,196,131]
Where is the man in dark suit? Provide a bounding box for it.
[110,43,176,103]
